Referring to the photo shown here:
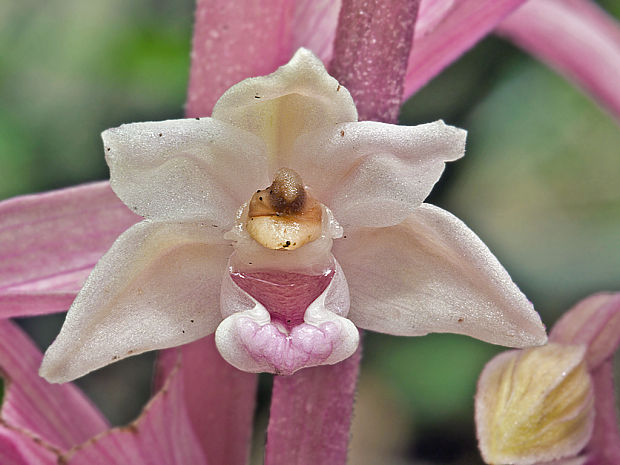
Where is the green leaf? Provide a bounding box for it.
[0,377,4,407]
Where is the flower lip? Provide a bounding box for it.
[231,267,335,333]
[215,257,358,375]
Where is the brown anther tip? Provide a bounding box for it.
[269,168,306,213]
[246,168,323,250]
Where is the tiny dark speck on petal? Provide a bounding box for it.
[190,319,194,323]
[458,318,464,323]
[123,424,139,434]
[343,235,347,238]
[182,330,185,333]
[254,95,261,99]
[106,147,110,151]
[337,84,341,92]
[195,117,200,120]
[158,133,162,137]
[340,130,345,137]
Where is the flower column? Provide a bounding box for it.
[265,1,421,464]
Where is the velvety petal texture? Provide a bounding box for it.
[498,0,620,122]
[212,48,357,169]
[0,182,139,317]
[335,204,547,347]
[0,320,108,450]
[62,364,207,465]
[40,221,230,383]
[291,120,466,228]
[104,118,268,226]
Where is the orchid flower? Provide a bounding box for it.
[475,293,620,465]
[1,1,619,464]
[34,48,545,383]
[0,319,210,465]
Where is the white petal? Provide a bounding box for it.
[40,220,231,383]
[212,48,358,170]
[335,204,547,347]
[103,118,269,225]
[215,259,359,375]
[290,120,466,228]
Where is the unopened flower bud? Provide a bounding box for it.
[475,343,594,465]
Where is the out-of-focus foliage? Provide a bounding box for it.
[1,1,619,464]
[0,0,193,198]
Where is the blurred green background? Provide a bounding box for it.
[1,1,619,464]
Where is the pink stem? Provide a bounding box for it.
[265,341,363,465]
[265,2,420,464]
[329,0,421,123]
[586,359,620,464]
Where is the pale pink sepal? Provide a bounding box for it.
[265,342,362,465]
[154,336,258,465]
[0,292,77,319]
[292,0,341,62]
[585,360,620,465]
[186,0,293,117]
[402,0,527,99]
[336,204,547,347]
[39,220,230,383]
[329,0,420,123]
[61,363,208,465]
[186,1,345,118]
[0,424,58,465]
[550,293,620,370]
[0,181,139,316]
[0,320,108,450]
[498,0,620,122]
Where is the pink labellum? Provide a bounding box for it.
[217,260,359,375]
[231,270,333,331]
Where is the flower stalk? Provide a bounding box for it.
[266,1,420,463]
